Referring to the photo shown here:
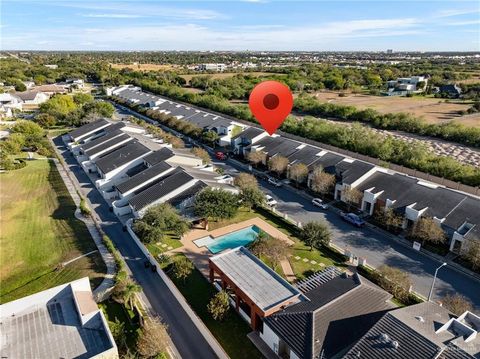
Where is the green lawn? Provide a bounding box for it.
[207,207,347,279]
[145,232,183,258]
[0,160,106,303]
[166,255,263,359]
[99,300,141,352]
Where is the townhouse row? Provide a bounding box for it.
[63,118,236,221]
[108,85,480,253]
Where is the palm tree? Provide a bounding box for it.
[122,281,141,309]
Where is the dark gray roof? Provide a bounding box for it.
[95,141,150,174]
[232,126,264,141]
[356,172,474,223]
[116,162,172,194]
[253,136,301,158]
[117,88,160,105]
[309,152,345,170]
[80,129,123,153]
[332,160,375,185]
[288,145,323,166]
[69,119,110,140]
[168,180,208,208]
[343,302,480,359]
[184,112,218,128]
[265,270,392,359]
[84,133,131,157]
[143,148,174,166]
[342,312,441,359]
[128,170,194,211]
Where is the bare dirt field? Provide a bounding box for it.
[313,91,480,126]
[110,63,179,71]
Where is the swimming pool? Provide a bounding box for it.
[194,225,260,254]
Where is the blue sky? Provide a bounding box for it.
[2,1,479,51]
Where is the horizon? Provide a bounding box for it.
[2,0,479,52]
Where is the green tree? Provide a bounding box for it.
[300,221,332,251]
[73,93,94,105]
[173,257,194,282]
[239,186,265,211]
[207,291,230,321]
[268,155,289,177]
[250,232,290,270]
[288,163,309,185]
[462,238,480,271]
[202,130,219,147]
[39,94,77,118]
[194,188,239,221]
[133,203,189,243]
[113,277,141,309]
[35,113,56,128]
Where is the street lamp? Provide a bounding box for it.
[428,262,447,302]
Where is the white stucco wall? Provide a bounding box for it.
[259,323,280,355]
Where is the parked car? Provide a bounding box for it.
[215,174,234,183]
[267,177,283,187]
[265,195,278,207]
[215,151,227,160]
[340,212,365,227]
[312,198,329,209]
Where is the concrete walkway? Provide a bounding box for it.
[51,156,116,302]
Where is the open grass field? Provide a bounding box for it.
[312,91,480,126]
[0,159,106,303]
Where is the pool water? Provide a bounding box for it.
[194,225,260,254]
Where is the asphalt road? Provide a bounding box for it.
[54,137,220,359]
[114,103,480,311]
[255,176,480,310]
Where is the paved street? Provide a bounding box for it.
[53,138,221,359]
[255,177,480,310]
[114,103,480,310]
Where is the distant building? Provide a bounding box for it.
[0,93,22,117]
[197,63,226,72]
[44,64,58,69]
[0,277,118,359]
[387,49,394,54]
[22,80,35,89]
[385,75,428,96]
[15,90,49,106]
[439,84,462,98]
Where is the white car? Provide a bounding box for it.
[215,174,233,183]
[267,177,283,187]
[265,195,278,207]
[312,198,329,209]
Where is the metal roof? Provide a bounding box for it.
[210,247,302,312]
[69,119,111,140]
[116,162,172,194]
[95,141,150,174]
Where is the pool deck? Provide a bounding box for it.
[174,217,294,277]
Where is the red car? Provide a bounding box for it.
[215,151,227,160]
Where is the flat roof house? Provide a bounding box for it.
[127,169,201,218]
[231,126,268,156]
[209,247,304,331]
[67,119,113,144]
[261,267,393,359]
[0,277,118,359]
[94,141,152,189]
[343,302,480,359]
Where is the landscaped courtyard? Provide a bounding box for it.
[0,159,106,303]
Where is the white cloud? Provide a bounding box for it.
[433,8,479,18]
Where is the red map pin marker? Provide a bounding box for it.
[249,80,293,135]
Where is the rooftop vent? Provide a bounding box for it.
[380,333,389,342]
[416,316,425,323]
[391,341,400,349]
